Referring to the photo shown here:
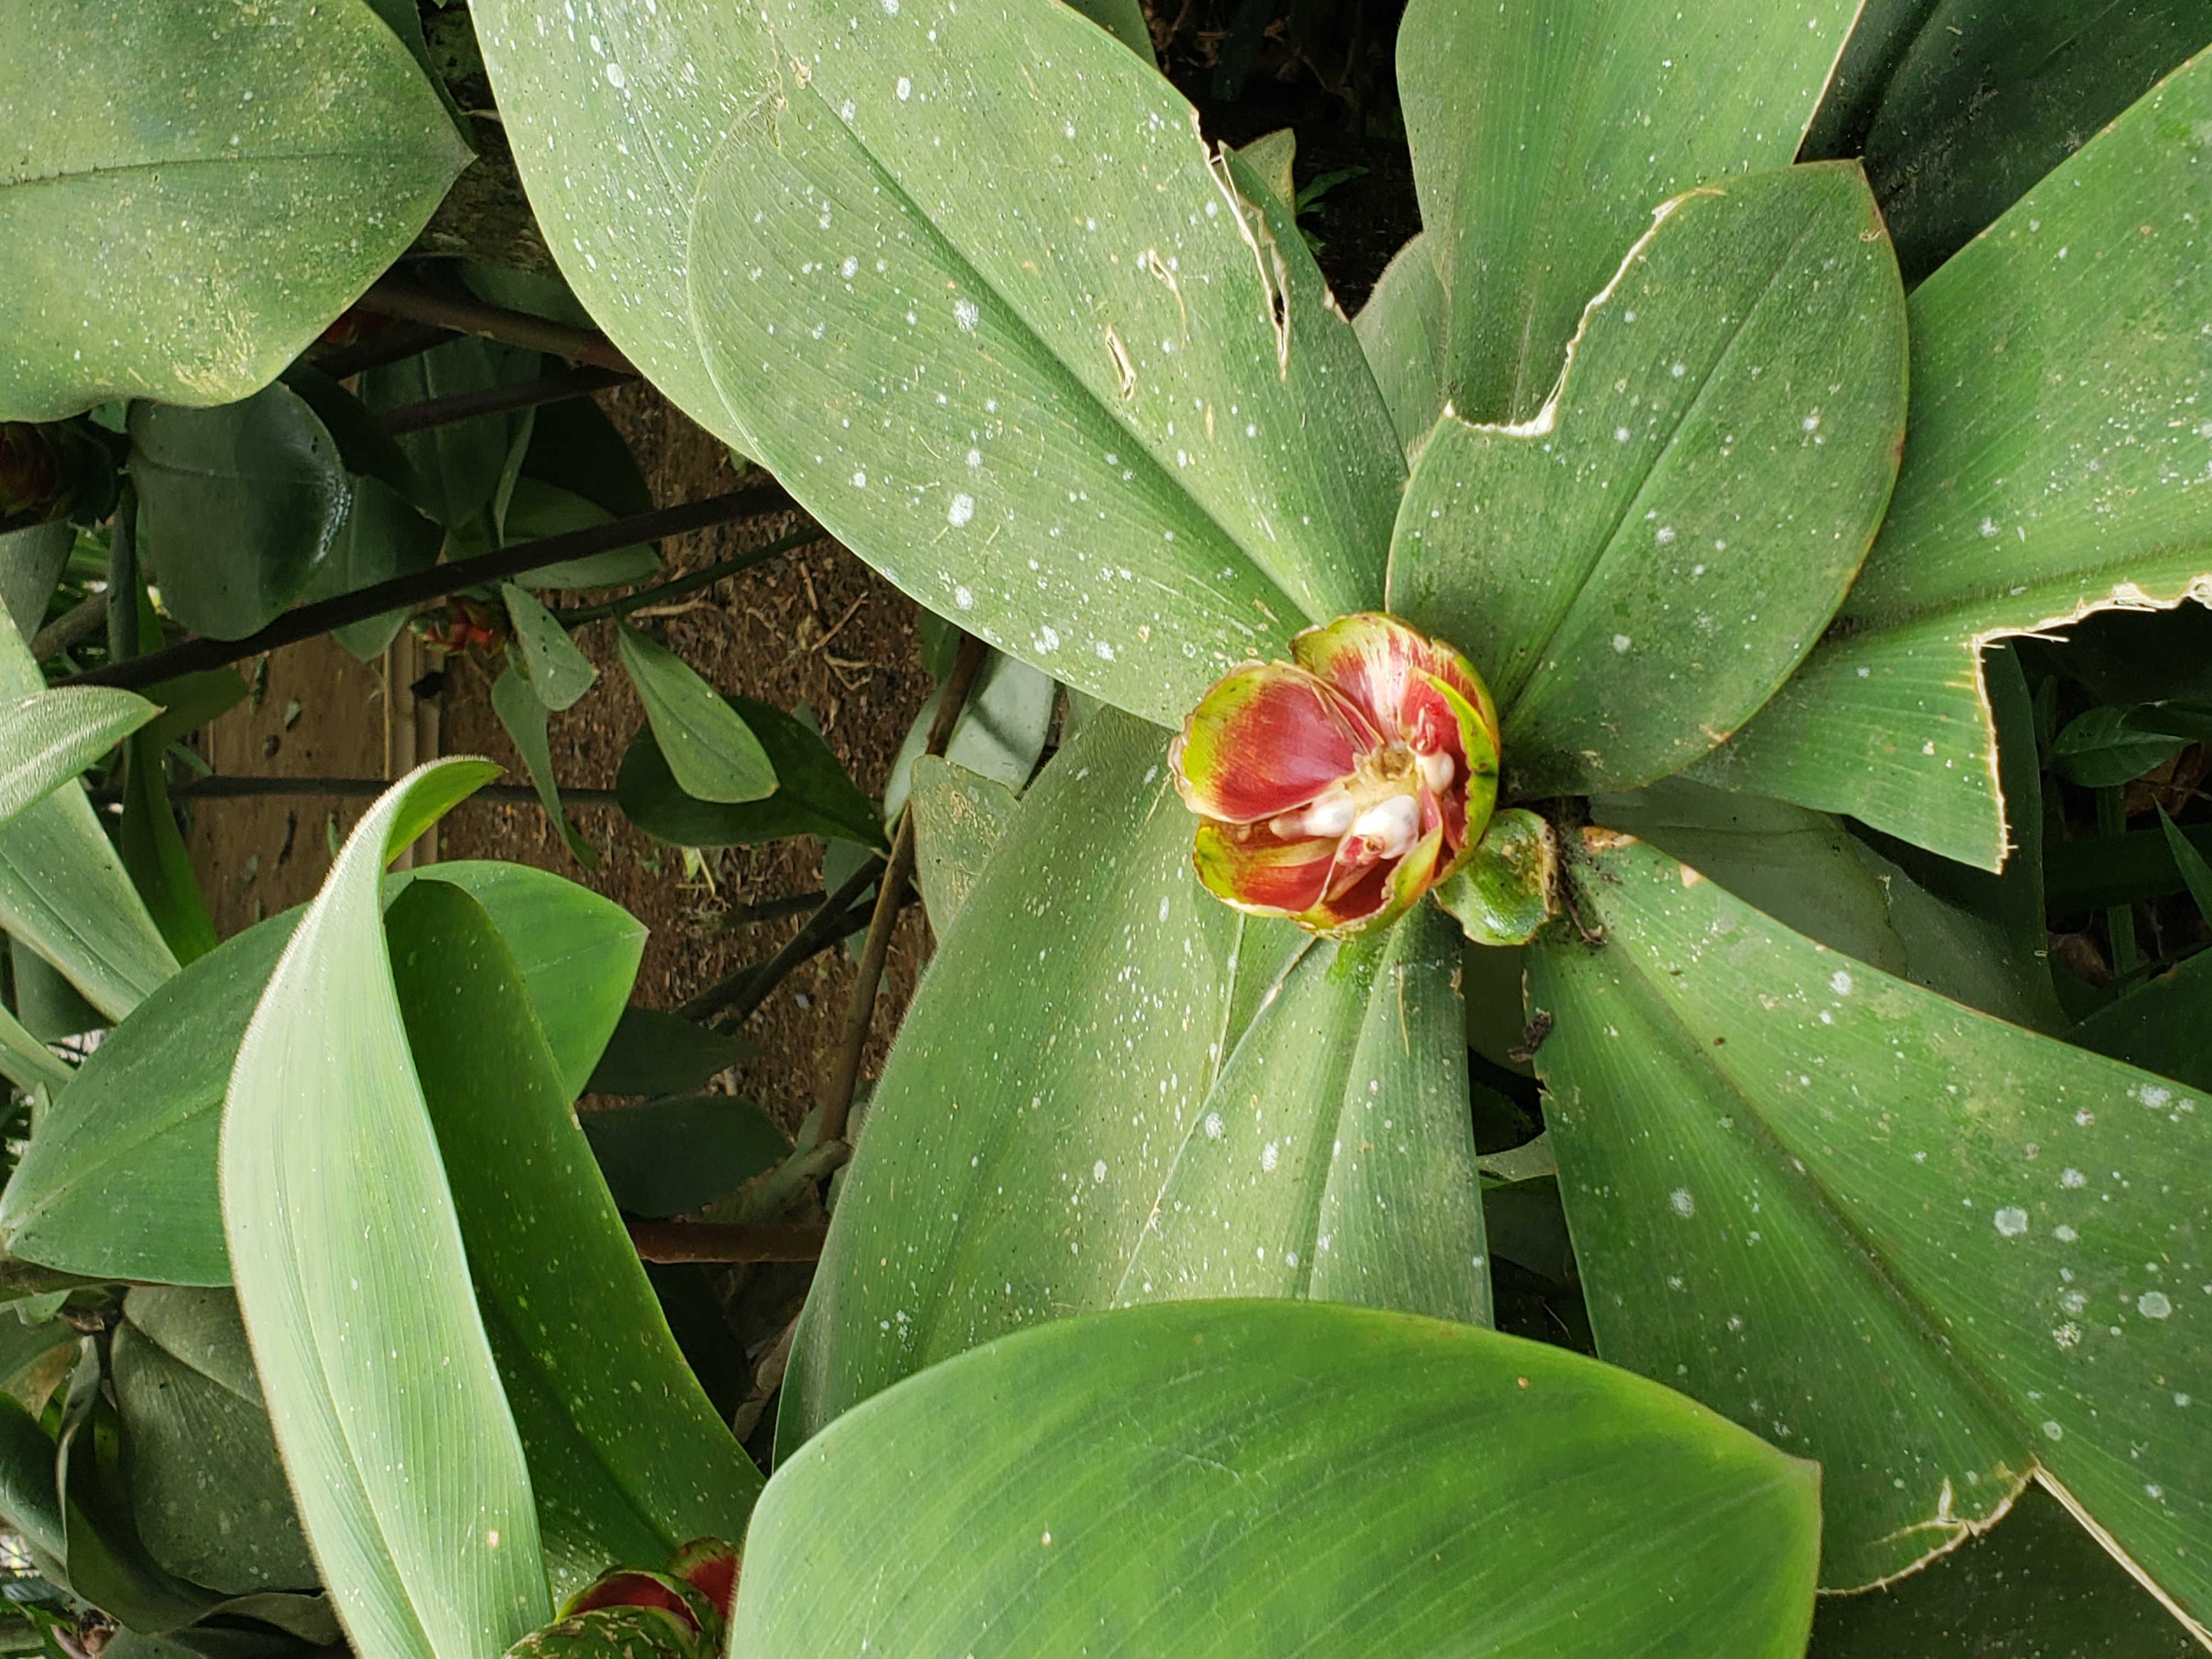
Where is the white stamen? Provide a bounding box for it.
[1351,794,1420,859]
[1273,788,1356,840]
[1417,749,1455,793]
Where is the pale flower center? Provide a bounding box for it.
[1266,741,1447,854]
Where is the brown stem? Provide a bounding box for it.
[57,484,799,692]
[358,278,634,373]
[816,631,988,1143]
[557,527,825,628]
[705,891,829,929]
[378,365,635,435]
[30,590,108,662]
[310,320,452,381]
[627,1221,828,1264]
[677,856,889,1025]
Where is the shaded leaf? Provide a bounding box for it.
[0,0,469,421]
[578,1096,789,1220]
[0,521,73,647]
[1352,230,1448,458]
[881,651,1053,820]
[737,1300,1820,1659]
[491,664,599,868]
[2068,951,2212,1093]
[907,757,1019,936]
[583,1007,751,1100]
[617,694,882,850]
[356,339,540,529]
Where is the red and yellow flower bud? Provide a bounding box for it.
[1170,613,1499,937]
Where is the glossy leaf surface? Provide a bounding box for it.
[0,0,469,420]
[129,385,352,641]
[388,880,762,1600]
[738,1300,1821,1659]
[1388,163,1906,796]
[1395,0,1859,424]
[1698,48,2212,869]
[681,0,1403,726]
[1531,833,2212,1631]
[0,860,641,1284]
[221,761,549,1659]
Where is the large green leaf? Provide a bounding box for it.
[613,627,775,804]
[681,0,1403,727]
[737,1300,1821,1658]
[578,1095,787,1221]
[1394,0,1860,426]
[1801,0,2212,285]
[0,688,154,829]
[0,623,176,1022]
[1352,230,1450,457]
[0,862,642,1285]
[1530,833,2212,1637]
[111,1289,317,1595]
[387,879,761,1601]
[907,756,1019,936]
[1696,47,2212,870]
[1,520,74,646]
[0,0,470,421]
[1387,162,1906,796]
[129,385,352,641]
[2069,950,2212,1093]
[356,339,538,531]
[221,761,550,1659]
[1117,904,1488,1324]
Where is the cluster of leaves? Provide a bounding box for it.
[1,0,2210,1657]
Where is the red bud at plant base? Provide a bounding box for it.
[667,1536,739,1621]
[1171,613,1500,936]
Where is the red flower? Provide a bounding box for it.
[1170,613,1500,936]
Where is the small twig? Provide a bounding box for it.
[58,485,800,692]
[144,775,621,808]
[311,319,451,380]
[377,365,635,435]
[809,596,866,654]
[627,1221,828,1263]
[678,857,889,1025]
[703,891,827,930]
[817,631,988,1143]
[557,527,826,628]
[357,278,635,373]
[30,590,108,662]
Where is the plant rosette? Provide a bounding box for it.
[499,1538,740,1659]
[1169,611,1511,937]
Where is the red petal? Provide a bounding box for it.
[1193,821,1340,917]
[1307,827,1448,936]
[1173,661,1374,824]
[1294,613,1499,756]
[562,1573,704,1637]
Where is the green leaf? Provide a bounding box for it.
[1801,0,2212,286]
[583,1007,751,1099]
[1,521,74,646]
[613,628,775,804]
[386,879,762,1599]
[490,664,599,869]
[680,13,1404,727]
[578,1096,789,1220]
[120,730,218,966]
[2068,950,2212,1093]
[356,340,540,530]
[1117,903,1489,1324]
[129,385,352,641]
[2159,805,2212,925]
[500,585,597,712]
[1530,832,2212,1631]
[1351,230,1448,456]
[736,1300,1820,1658]
[220,760,550,1659]
[907,757,1019,937]
[1395,0,1861,425]
[0,998,71,1095]
[111,1289,317,1595]
[1387,162,1908,795]
[0,861,642,1284]
[2047,818,2212,913]
[1808,1481,2200,1658]
[302,477,447,663]
[1694,49,2212,870]
[495,480,659,592]
[0,1393,63,1561]
[0,0,470,421]
[1232,128,1296,212]
[516,398,652,523]
[0,689,154,830]
[2049,706,2184,788]
[1435,808,1558,947]
[616,693,883,850]
[139,670,250,755]
[1590,777,1908,976]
